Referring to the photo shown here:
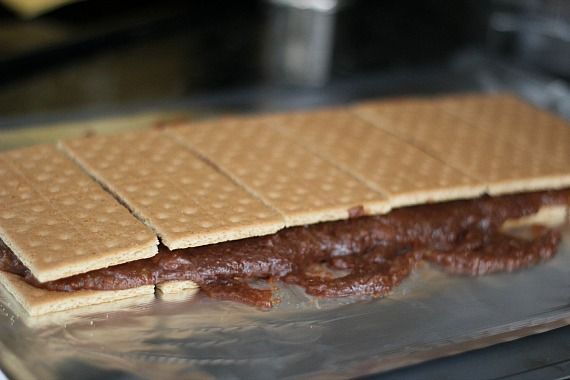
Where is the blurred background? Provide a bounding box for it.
[0,0,569,132]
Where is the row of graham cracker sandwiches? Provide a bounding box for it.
[0,93,569,316]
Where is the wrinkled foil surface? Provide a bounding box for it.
[0,229,568,379]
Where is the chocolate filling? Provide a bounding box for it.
[1,190,569,308]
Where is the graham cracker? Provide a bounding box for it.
[59,130,285,250]
[435,93,529,121]
[0,271,155,316]
[167,117,390,227]
[156,282,200,303]
[15,292,157,328]
[437,93,570,171]
[267,108,485,208]
[156,280,199,294]
[0,145,158,283]
[502,205,569,230]
[352,100,570,195]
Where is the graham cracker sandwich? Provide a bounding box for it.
[0,93,569,316]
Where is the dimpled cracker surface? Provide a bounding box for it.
[437,93,570,171]
[168,117,389,227]
[0,145,158,283]
[60,130,285,249]
[353,99,570,195]
[267,108,484,207]
[0,271,155,316]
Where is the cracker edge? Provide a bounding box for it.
[0,226,159,283]
[0,271,155,316]
[156,280,199,294]
[502,205,569,230]
[159,219,285,250]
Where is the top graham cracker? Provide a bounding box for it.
[352,96,570,195]
[167,117,390,227]
[3,93,568,280]
[265,108,485,208]
[436,93,570,171]
[0,145,158,283]
[59,130,285,250]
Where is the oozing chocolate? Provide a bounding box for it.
[1,189,568,308]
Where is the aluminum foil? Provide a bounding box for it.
[0,228,568,379]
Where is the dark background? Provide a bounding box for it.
[0,0,493,118]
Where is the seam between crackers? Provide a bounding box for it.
[353,106,570,195]
[164,123,391,218]
[161,129,290,223]
[56,140,164,241]
[436,100,570,172]
[349,109,484,185]
[263,121,392,201]
[261,114,481,208]
[1,148,103,278]
[58,136,287,246]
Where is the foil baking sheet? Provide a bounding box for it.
[0,228,568,379]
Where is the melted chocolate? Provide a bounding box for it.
[0,189,568,308]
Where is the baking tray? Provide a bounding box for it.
[1,53,570,379]
[0,228,568,379]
